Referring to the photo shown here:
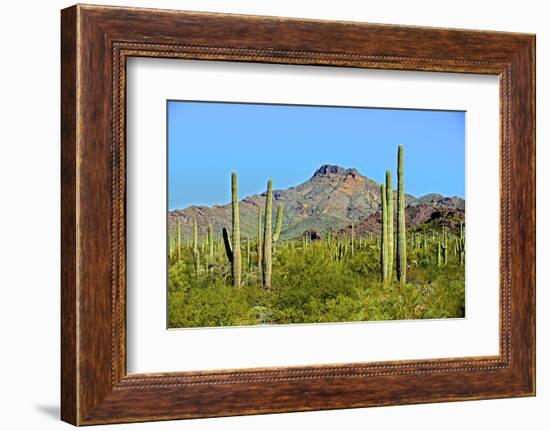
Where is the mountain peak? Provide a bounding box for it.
[313,164,361,179]
[313,164,346,177]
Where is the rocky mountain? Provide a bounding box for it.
[351,193,464,237]
[169,165,464,240]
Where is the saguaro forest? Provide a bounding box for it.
[168,143,466,328]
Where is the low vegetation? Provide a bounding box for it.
[168,228,465,328]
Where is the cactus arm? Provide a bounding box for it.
[273,204,284,242]
[222,227,233,262]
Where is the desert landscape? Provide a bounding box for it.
[167,145,465,328]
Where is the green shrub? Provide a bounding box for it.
[167,237,465,328]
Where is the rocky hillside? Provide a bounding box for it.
[169,165,464,240]
[350,194,465,237]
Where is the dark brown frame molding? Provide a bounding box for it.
[61,4,536,425]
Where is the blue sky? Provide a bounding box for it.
[168,101,465,211]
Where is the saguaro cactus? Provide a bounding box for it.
[351,223,355,257]
[386,170,394,279]
[442,229,448,266]
[257,206,262,274]
[192,220,197,249]
[344,233,348,255]
[231,172,241,287]
[457,222,465,266]
[263,179,273,289]
[380,184,388,283]
[246,237,251,270]
[396,144,407,284]
[192,219,200,274]
[169,235,174,260]
[177,219,181,261]
[208,224,214,260]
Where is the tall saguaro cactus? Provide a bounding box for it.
[396,144,407,284]
[263,179,273,289]
[177,219,181,261]
[257,206,262,274]
[457,222,465,266]
[192,219,200,275]
[351,223,355,257]
[442,228,448,266]
[385,170,394,279]
[231,172,241,287]
[380,184,388,283]
[246,237,251,270]
[207,224,214,271]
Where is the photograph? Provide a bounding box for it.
[167,101,466,328]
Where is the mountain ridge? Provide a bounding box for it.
[169,164,464,240]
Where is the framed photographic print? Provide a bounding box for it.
[61,4,535,425]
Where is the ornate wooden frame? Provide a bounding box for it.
[61,4,535,425]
